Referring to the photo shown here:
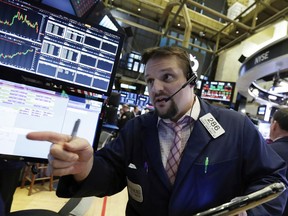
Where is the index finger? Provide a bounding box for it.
[26,131,71,143]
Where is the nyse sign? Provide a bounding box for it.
[240,38,287,75]
[254,51,270,65]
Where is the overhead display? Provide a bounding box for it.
[200,80,235,103]
[0,0,123,95]
[119,90,138,106]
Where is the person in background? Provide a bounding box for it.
[117,107,124,124]
[269,107,288,215]
[0,159,24,215]
[132,106,141,118]
[117,104,134,129]
[118,107,124,119]
[24,46,287,216]
[144,108,151,114]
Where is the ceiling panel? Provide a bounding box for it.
[105,0,288,53]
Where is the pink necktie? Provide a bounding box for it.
[165,117,190,184]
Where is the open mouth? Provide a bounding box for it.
[155,97,168,103]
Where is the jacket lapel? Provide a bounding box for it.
[174,100,218,188]
[174,119,212,185]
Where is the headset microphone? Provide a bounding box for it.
[163,75,197,102]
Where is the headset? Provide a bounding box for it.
[163,52,198,102]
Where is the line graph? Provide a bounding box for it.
[0,11,39,33]
[0,39,35,70]
[0,48,34,59]
[0,1,42,40]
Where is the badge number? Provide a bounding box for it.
[200,113,225,138]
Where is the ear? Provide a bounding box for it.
[269,121,276,140]
[271,120,279,132]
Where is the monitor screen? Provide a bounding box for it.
[0,0,124,96]
[119,90,137,106]
[0,74,104,162]
[42,0,75,15]
[257,105,266,116]
[200,80,235,103]
[136,94,151,108]
[70,0,98,18]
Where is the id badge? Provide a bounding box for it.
[200,113,225,138]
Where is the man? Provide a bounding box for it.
[269,108,288,215]
[132,106,141,118]
[25,46,287,216]
[118,104,134,129]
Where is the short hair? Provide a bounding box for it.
[141,46,191,78]
[273,108,288,131]
[122,104,129,109]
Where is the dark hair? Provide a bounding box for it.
[273,108,288,131]
[141,46,191,79]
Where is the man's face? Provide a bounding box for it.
[123,106,129,112]
[144,56,193,121]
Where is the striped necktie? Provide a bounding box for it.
[165,116,191,184]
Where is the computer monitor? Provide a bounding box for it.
[42,0,75,15]
[136,94,151,108]
[257,105,266,116]
[69,0,98,18]
[0,71,104,162]
[119,90,137,106]
[0,0,124,96]
[200,80,235,103]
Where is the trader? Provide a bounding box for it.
[269,108,288,215]
[26,46,287,215]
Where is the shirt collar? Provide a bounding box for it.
[157,96,200,126]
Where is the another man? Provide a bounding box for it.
[118,104,134,129]
[269,108,288,215]
[25,46,287,215]
[132,106,141,118]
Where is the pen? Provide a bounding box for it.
[205,157,209,174]
[144,162,148,173]
[71,119,81,139]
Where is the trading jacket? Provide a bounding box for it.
[57,98,288,216]
[270,136,288,216]
[270,137,288,179]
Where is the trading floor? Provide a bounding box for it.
[1,0,288,215]
[11,182,128,216]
